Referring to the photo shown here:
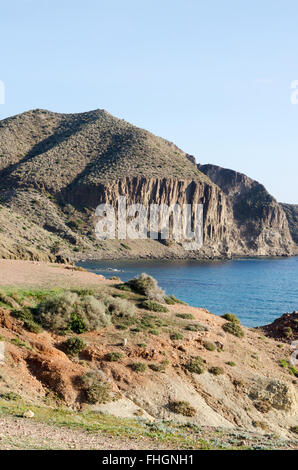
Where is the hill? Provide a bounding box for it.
[0,261,297,449]
[0,109,296,261]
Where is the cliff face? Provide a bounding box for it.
[198,164,296,256]
[65,176,233,257]
[281,204,298,245]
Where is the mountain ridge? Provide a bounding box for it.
[0,109,296,262]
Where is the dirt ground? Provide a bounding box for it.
[0,415,173,450]
[0,259,111,288]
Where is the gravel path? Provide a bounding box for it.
[0,415,171,450]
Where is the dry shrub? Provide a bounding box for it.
[169,400,196,417]
[107,297,136,318]
[78,371,113,404]
[36,291,111,333]
[127,273,165,302]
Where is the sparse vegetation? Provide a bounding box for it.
[208,366,224,376]
[130,362,147,373]
[141,300,169,313]
[63,336,86,356]
[222,321,244,338]
[0,392,21,401]
[221,313,240,324]
[36,291,111,333]
[185,356,205,374]
[78,371,114,404]
[169,400,196,417]
[104,352,123,362]
[226,361,236,367]
[107,296,136,318]
[125,273,165,302]
[176,313,194,320]
[203,341,217,351]
[149,360,169,372]
[170,332,184,340]
[254,400,272,414]
[185,323,208,332]
[165,295,187,305]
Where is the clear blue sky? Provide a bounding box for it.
[1,0,297,203]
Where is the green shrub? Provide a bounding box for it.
[105,352,123,362]
[0,290,20,309]
[290,426,298,434]
[164,296,176,305]
[23,319,42,333]
[79,371,113,404]
[226,361,236,367]
[185,323,208,332]
[221,313,240,324]
[0,392,21,401]
[208,366,224,376]
[141,300,169,313]
[170,332,184,340]
[169,400,196,417]
[149,360,169,372]
[185,356,205,374]
[126,273,165,302]
[116,284,132,292]
[150,329,159,336]
[203,341,216,351]
[176,313,194,320]
[284,327,293,338]
[12,308,42,333]
[222,322,244,338]
[165,295,187,305]
[130,362,147,373]
[71,288,95,296]
[63,337,86,356]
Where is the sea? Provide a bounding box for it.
[77,257,298,327]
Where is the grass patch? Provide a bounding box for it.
[176,313,194,320]
[170,332,184,340]
[141,300,169,313]
[185,356,205,374]
[130,362,147,373]
[203,341,216,351]
[221,313,240,324]
[104,352,124,362]
[208,366,224,376]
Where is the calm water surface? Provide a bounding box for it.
[77,257,298,327]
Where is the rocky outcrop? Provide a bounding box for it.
[65,176,233,256]
[258,311,298,343]
[281,204,298,245]
[198,164,296,256]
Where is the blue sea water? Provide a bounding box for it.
[77,257,298,327]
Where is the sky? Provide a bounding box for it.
[0,0,297,203]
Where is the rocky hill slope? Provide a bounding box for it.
[281,204,298,245]
[0,109,296,261]
[0,262,297,448]
[198,164,297,256]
